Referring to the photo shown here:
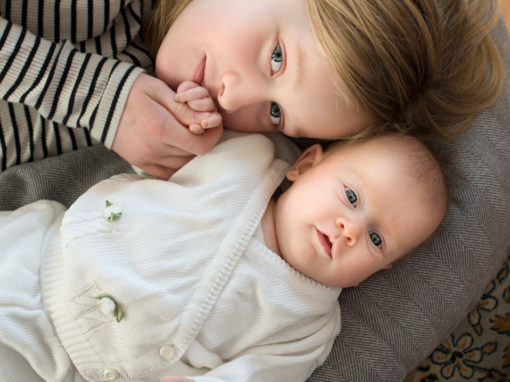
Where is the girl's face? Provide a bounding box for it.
[155,0,370,139]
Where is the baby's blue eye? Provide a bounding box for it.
[369,231,382,248]
[345,187,357,207]
[271,45,283,73]
[270,102,281,126]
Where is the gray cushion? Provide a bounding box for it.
[0,145,133,210]
[309,17,510,382]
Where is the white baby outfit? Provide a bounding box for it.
[0,132,341,382]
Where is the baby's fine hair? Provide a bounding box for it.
[144,0,504,139]
[327,132,449,225]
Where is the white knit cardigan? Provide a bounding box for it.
[42,133,341,382]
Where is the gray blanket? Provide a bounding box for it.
[0,145,133,210]
[1,18,509,382]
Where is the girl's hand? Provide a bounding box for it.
[160,377,195,382]
[175,80,222,135]
[113,73,223,179]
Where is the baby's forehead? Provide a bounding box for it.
[326,134,415,162]
[326,134,443,192]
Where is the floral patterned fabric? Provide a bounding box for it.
[405,256,510,382]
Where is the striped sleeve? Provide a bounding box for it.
[0,15,143,148]
[0,0,155,171]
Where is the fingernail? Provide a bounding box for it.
[190,124,205,135]
[202,114,221,128]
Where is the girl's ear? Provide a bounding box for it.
[286,144,324,182]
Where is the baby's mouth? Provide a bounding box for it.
[316,228,333,258]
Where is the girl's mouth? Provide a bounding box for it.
[316,228,333,258]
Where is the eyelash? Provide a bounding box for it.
[344,187,383,249]
[270,44,283,74]
[269,44,284,129]
[369,231,383,248]
[345,187,358,207]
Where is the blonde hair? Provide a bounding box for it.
[143,0,193,58]
[306,0,504,139]
[144,0,504,139]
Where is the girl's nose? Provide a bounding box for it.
[217,70,266,112]
[335,217,362,246]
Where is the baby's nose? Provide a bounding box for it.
[335,217,362,246]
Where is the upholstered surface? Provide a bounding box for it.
[0,144,133,210]
[405,256,510,381]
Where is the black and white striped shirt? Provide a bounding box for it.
[0,0,156,171]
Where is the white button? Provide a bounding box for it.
[103,368,119,381]
[159,344,176,360]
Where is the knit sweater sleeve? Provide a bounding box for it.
[190,342,338,382]
[0,15,143,148]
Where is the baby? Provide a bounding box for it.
[0,130,447,382]
[268,133,447,289]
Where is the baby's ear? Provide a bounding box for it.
[286,144,324,182]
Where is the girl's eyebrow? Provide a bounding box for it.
[282,37,304,134]
[290,39,304,90]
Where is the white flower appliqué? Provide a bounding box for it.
[104,200,122,222]
[96,294,124,322]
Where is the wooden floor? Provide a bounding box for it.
[503,0,510,33]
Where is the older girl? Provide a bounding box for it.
[0,0,504,178]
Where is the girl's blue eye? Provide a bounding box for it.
[269,45,283,128]
[369,231,382,248]
[345,187,357,207]
[270,102,281,126]
[271,44,283,73]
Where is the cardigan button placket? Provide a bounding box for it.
[103,368,119,381]
[159,344,176,360]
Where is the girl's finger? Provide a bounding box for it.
[158,153,195,170]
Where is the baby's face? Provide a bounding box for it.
[274,140,443,288]
[155,0,369,139]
